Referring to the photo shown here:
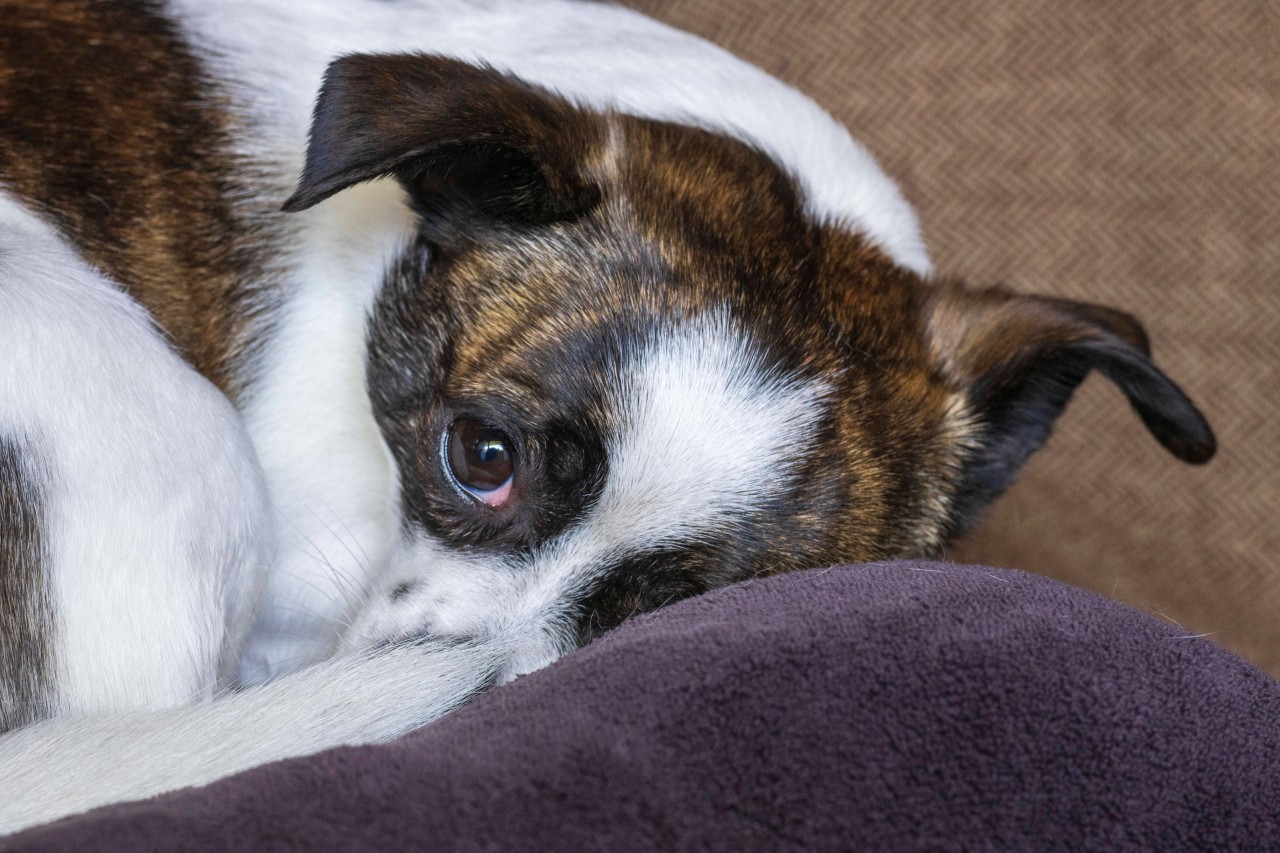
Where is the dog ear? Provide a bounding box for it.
[282,55,603,230]
[924,281,1215,526]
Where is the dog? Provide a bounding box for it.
[0,0,1215,834]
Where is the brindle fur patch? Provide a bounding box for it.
[358,86,977,602]
[0,0,278,395]
[0,435,55,733]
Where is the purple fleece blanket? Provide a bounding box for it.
[7,561,1280,851]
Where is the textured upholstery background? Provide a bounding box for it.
[622,0,1279,674]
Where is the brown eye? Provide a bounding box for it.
[445,417,515,506]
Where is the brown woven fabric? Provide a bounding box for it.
[622,0,1280,674]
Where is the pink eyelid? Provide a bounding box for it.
[478,478,514,508]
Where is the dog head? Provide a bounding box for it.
[284,56,1214,678]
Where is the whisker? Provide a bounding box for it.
[275,513,362,611]
[264,598,355,632]
[267,569,352,617]
[310,500,377,571]
[299,504,373,603]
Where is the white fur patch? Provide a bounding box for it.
[346,312,827,679]
[0,193,272,714]
[594,314,825,547]
[235,180,417,683]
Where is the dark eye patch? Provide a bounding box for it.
[381,396,611,558]
[574,546,718,646]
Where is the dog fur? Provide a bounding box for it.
[0,0,1214,834]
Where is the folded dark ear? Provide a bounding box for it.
[924,281,1215,523]
[282,54,603,229]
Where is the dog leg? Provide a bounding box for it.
[0,196,273,725]
[0,638,500,835]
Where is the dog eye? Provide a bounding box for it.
[445,417,515,507]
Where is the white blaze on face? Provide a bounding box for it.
[594,312,826,548]
[346,311,828,680]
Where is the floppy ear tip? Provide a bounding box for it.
[281,149,378,212]
[280,192,311,213]
[1168,419,1217,464]
[280,178,338,213]
[1184,437,1217,465]
[281,170,380,212]
[1144,399,1217,464]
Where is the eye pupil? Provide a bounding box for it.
[447,417,514,497]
